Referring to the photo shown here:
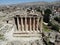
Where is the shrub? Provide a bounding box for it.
[54,17,60,23]
[54,17,59,21]
[48,22,52,26]
[52,24,59,31]
[58,17,60,23]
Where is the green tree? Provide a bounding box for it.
[43,9,52,23]
[44,9,52,14]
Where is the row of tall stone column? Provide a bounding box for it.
[14,16,42,32]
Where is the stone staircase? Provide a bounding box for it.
[13,31,41,37]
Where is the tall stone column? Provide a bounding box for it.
[30,17,32,31]
[37,18,39,32]
[21,17,24,31]
[13,17,17,31]
[17,17,20,31]
[25,17,27,31]
[40,17,43,33]
[26,18,28,31]
[33,17,35,31]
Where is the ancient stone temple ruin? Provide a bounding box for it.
[6,11,43,45]
[13,14,43,37]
